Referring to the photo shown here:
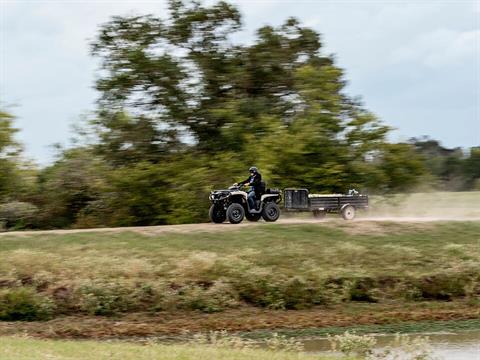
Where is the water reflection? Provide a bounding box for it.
[302,331,480,360]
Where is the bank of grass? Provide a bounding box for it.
[0,221,478,320]
[242,319,480,339]
[0,337,345,360]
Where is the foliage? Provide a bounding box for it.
[0,288,55,321]
[329,332,438,360]
[0,110,22,202]
[0,2,478,229]
[411,138,480,191]
[34,148,109,228]
[0,201,38,230]
[328,331,376,357]
[78,281,134,315]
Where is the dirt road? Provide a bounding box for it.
[1,215,478,237]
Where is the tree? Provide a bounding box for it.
[34,148,109,228]
[91,1,354,154]
[0,109,21,201]
[463,147,480,190]
[411,137,470,190]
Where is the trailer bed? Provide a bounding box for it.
[284,188,368,220]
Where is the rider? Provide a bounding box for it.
[235,166,263,210]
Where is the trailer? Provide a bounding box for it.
[284,188,368,220]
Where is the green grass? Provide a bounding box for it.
[0,221,479,316]
[1,221,478,276]
[0,337,346,360]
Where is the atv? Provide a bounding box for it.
[209,184,282,224]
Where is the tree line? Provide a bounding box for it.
[1,0,478,230]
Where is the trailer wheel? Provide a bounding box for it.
[227,203,245,224]
[341,205,355,220]
[313,210,326,219]
[262,202,280,222]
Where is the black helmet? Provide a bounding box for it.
[249,166,258,173]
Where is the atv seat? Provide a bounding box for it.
[255,181,267,200]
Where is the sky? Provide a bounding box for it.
[1,0,479,165]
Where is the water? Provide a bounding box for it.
[302,330,480,360]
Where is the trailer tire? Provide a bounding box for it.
[341,205,355,220]
[313,210,326,219]
[227,203,245,224]
[262,202,280,222]
[209,205,226,223]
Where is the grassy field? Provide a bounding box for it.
[0,218,479,337]
[0,337,346,360]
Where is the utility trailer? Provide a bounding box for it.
[284,188,368,220]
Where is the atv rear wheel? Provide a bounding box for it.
[245,212,261,222]
[209,205,226,223]
[262,202,280,222]
[227,203,245,224]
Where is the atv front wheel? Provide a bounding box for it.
[262,202,280,222]
[227,203,245,224]
[209,205,226,223]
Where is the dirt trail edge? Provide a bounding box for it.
[1,216,479,237]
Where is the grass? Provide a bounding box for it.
[0,336,346,360]
[241,319,480,339]
[1,221,479,277]
[0,221,479,318]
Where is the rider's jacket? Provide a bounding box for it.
[239,172,263,193]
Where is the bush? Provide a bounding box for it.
[328,331,376,357]
[78,282,134,316]
[0,287,55,321]
[0,201,38,230]
[233,271,325,310]
[414,273,474,300]
[178,281,239,313]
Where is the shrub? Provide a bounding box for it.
[78,282,134,315]
[234,272,286,309]
[328,331,376,357]
[178,281,239,313]
[233,271,325,310]
[0,287,56,321]
[347,278,379,303]
[0,201,38,229]
[415,273,474,300]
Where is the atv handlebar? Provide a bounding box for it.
[229,184,245,190]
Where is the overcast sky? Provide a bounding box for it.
[1,0,479,165]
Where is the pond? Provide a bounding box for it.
[302,330,480,360]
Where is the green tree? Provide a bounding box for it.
[375,143,426,193]
[35,148,109,228]
[463,147,480,190]
[0,110,21,201]
[39,0,433,229]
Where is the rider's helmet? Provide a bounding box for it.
[249,166,258,174]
